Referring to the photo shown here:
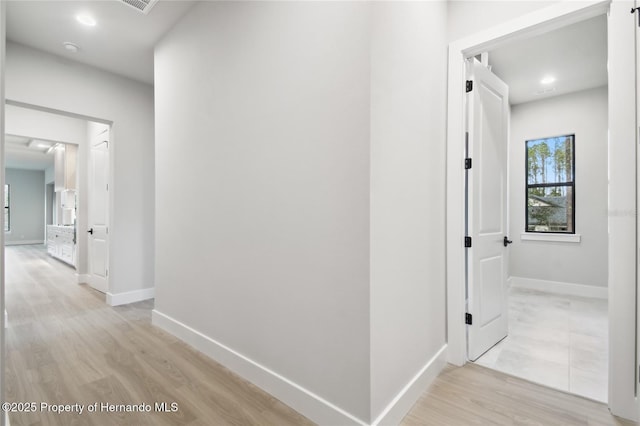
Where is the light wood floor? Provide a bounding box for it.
[5,245,314,426]
[5,245,635,426]
[400,363,633,426]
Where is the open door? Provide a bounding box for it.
[88,124,110,294]
[466,58,510,361]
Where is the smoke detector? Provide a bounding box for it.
[119,0,159,15]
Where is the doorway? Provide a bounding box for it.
[467,16,609,402]
[4,102,112,296]
[446,1,637,421]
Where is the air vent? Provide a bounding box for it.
[120,0,159,15]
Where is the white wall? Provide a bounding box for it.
[155,1,451,423]
[44,165,54,184]
[155,2,372,422]
[5,104,86,145]
[509,86,608,287]
[447,1,559,41]
[369,1,447,422]
[5,168,45,245]
[5,42,155,300]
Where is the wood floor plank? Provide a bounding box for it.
[400,364,634,426]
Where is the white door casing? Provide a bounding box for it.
[466,58,509,361]
[636,0,640,418]
[88,125,110,294]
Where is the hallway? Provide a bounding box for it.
[3,245,632,425]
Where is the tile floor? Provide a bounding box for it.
[474,286,608,402]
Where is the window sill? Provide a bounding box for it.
[520,233,581,243]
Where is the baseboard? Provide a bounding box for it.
[76,274,90,284]
[107,287,155,306]
[5,240,43,246]
[510,276,607,299]
[152,309,368,426]
[372,344,447,426]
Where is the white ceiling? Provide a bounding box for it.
[5,134,55,170]
[6,0,196,85]
[488,15,607,105]
[6,3,607,104]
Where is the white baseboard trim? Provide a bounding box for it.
[107,287,155,306]
[372,344,447,426]
[5,240,44,246]
[510,276,607,299]
[152,309,369,426]
[76,274,90,284]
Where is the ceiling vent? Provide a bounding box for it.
[120,0,159,15]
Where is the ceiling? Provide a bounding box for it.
[6,0,196,85]
[6,3,607,102]
[5,134,56,170]
[488,15,607,105]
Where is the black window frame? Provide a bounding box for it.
[525,134,575,234]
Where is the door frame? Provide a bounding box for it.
[446,0,637,420]
[5,99,114,297]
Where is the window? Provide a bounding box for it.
[4,184,9,232]
[526,134,575,233]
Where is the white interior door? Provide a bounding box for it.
[466,58,510,361]
[88,125,110,294]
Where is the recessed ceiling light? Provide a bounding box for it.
[63,42,80,53]
[540,76,556,85]
[76,14,96,27]
[37,143,51,149]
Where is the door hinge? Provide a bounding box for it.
[632,7,640,27]
[465,313,473,325]
[465,236,472,247]
[466,80,473,92]
[465,158,472,169]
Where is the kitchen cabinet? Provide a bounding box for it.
[61,190,76,209]
[54,144,78,192]
[47,225,76,267]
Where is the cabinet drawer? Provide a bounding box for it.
[61,245,73,263]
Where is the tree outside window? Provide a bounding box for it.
[526,135,575,233]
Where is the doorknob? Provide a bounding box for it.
[503,236,512,247]
[88,228,94,235]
